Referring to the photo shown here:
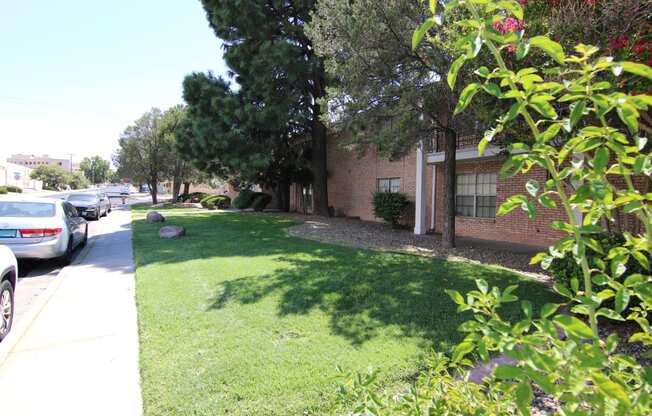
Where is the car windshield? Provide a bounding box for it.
[67,194,98,202]
[0,202,56,217]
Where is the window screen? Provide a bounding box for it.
[455,173,497,218]
[377,178,401,193]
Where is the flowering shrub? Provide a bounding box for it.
[336,0,652,414]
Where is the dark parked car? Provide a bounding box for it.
[65,193,110,220]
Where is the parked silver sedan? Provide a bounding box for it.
[0,197,88,264]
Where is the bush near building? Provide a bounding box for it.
[372,192,409,228]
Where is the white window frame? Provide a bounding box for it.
[455,172,497,218]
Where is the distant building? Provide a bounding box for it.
[0,160,43,190]
[7,154,72,172]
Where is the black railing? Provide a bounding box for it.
[423,132,483,154]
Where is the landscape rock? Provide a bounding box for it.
[159,226,185,239]
[146,211,165,223]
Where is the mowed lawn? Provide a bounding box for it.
[132,208,558,415]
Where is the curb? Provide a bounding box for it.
[0,229,97,368]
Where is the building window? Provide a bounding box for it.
[456,172,497,218]
[377,177,401,193]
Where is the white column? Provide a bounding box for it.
[431,165,436,232]
[414,141,427,235]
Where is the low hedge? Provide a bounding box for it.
[200,195,232,209]
[0,187,7,194]
[372,191,409,228]
[252,193,272,211]
[6,185,22,193]
[233,190,257,209]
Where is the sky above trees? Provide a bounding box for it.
[0,0,228,165]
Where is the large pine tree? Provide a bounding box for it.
[192,0,330,215]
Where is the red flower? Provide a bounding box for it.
[633,40,652,55]
[518,0,528,5]
[608,35,629,50]
[584,0,597,5]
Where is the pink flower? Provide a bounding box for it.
[493,17,524,35]
[518,0,528,5]
[584,0,597,5]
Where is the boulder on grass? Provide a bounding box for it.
[159,226,185,239]
[146,211,165,223]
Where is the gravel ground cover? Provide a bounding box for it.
[282,213,550,282]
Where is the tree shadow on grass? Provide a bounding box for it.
[208,245,559,348]
[133,210,560,349]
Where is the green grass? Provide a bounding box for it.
[132,208,559,415]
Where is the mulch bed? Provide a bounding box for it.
[281,213,551,282]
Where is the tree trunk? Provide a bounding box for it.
[276,181,291,212]
[150,177,158,205]
[310,69,330,217]
[442,129,456,248]
[171,160,183,202]
[311,108,330,216]
[183,182,191,195]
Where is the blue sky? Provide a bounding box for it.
[0,0,228,165]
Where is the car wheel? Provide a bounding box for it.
[0,280,14,341]
[58,238,74,266]
[80,225,88,247]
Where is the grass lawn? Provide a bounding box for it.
[132,208,559,415]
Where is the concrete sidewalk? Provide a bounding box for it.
[0,206,142,415]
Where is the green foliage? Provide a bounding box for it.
[181,0,328,213]
[68,171,90,190]
[251,193,272,212]
[79,156,110,185]
[5,185,22,193]
[199,195,232,209]
[335,1,652,414]
[372,192,410,228]
[232,190,257,210]
[550,233,650,297]
[0,187,6,194]
[29,165,72,191]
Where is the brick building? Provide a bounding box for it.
[290,134,569,248]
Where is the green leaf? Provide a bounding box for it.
[446,289,465,306]
[452,341,474,363]
[476,278,488,294]
[621,61,652,80]
[617,102,639,134]
[540,123,561,142]
[521,300,532,319]
[554,315,595,339]
[538,195,557,208]
[570,100,586,128]
[515,42,530,60]
[478,137,489,156]
[593,147,609,173]
[497,0,524,20]
[529,100,557,119]
[540,303,559,318]
[529,36,565,65]
[482,82,502,97]
[592,373,631,406]
[412,18,436,51]
[494,364,524,379]
[596,307,625,321]
[448,55,466,90]
[454,83,480,114]
[515,381,533,416]
[615,288,630,313]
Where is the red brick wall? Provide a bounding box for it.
[324,136,434,228]
[433,159,566,247]
[298,136,575,247]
